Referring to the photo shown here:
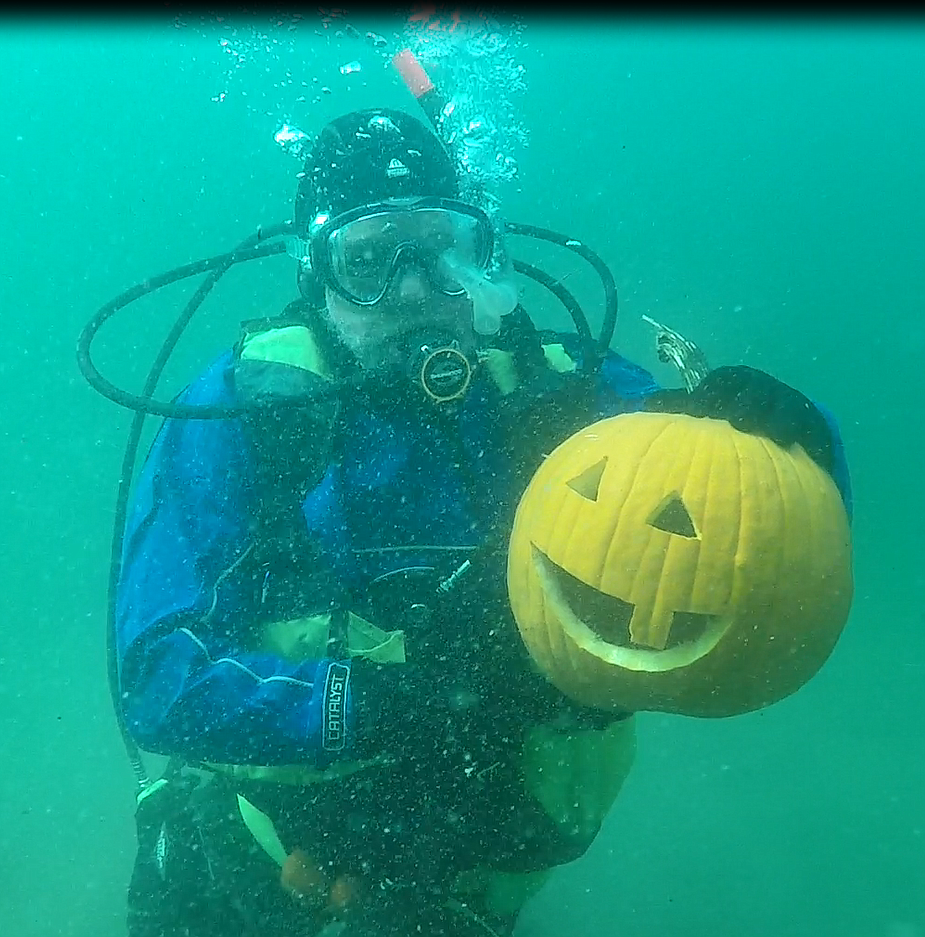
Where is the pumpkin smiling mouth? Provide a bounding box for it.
[531,545,731,672]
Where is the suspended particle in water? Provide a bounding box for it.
[339,60,361,75]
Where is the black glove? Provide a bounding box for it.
[646,365,837,476]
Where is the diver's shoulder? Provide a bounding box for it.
[176,350,237,406]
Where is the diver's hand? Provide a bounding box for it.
[645,365,836,476]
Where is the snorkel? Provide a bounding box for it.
[393,47,519,337]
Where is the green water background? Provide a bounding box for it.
[0,14,922,937]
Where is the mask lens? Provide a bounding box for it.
[321,204,492,305]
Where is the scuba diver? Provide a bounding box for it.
[84,103,852,937]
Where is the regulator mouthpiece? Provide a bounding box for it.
[439,250,518,336]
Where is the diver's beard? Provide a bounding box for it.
[320,288,478,402]
[387,326,474,372]
[337,315,476,376]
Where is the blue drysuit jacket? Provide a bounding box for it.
[116,337,852,770]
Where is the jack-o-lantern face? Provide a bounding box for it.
[507,412,853,717]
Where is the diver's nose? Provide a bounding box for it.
[397,268,431,302]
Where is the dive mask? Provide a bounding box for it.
[304,197,495,307]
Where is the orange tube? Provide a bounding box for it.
[392,48,435,99]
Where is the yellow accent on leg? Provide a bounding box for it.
[522,715,636,840]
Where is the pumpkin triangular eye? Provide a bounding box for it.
[567,457,607,501]
[649,494,698,538]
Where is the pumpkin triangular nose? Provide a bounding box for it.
[648,494,698,538]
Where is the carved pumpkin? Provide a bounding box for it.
[507,411,853,717]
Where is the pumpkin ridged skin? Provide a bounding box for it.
[507,412,853,717]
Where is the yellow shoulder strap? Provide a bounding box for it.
[240,323,331,380]
[542,342,577,374]
[479,341,578,397]
[479,347,518,396]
